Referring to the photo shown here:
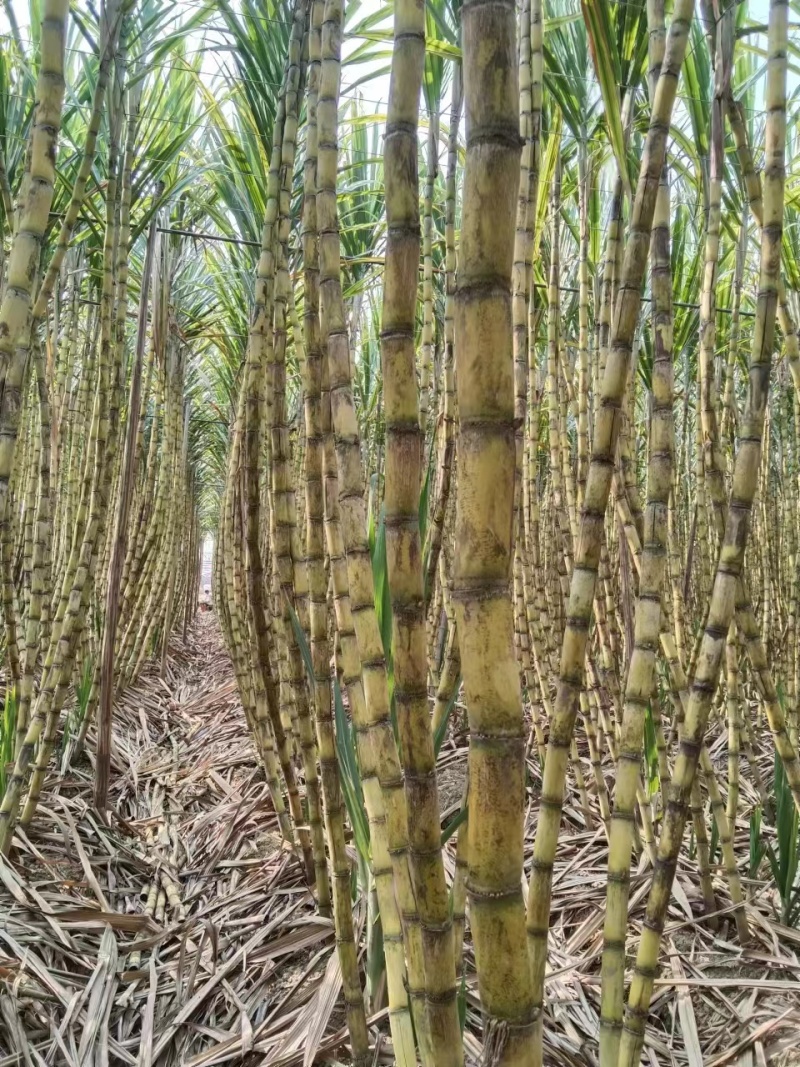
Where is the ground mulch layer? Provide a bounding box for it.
[1,614,799,1065]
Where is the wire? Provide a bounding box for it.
[0,79,414,126]
[0,122,774,262]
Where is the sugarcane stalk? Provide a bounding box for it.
[619,4,787,1058]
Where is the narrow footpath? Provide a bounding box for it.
[0,615,351,1067]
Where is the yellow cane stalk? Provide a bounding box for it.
[619,3,788,1059]
[599,162,675,1066]
[0,0,69,514]
[526,7,695,1059]
[316,0,440,1059]
[454,3,535,1062]
[381,0,462,1050]
[298,4,369,1054]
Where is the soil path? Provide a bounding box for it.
[3,615,800,1065]
[0,615,345,1066]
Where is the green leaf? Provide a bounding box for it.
[750,805,765,879]
[365,886,386,997]
[371,507,393,671]
[334,677,371,861]
[286,600,314,683]
[433,673,461,758]
[709,818,720,867]
[367,473,377,556]
[533,109,562,262]
[580,0,631,199]
[457,969,467,1034]
[643,703,659,797]
[764,747,800,925]
[425,38,461,60]
[426,0,461,47]
[0,687,17,796]
[441,803,468,846]
[418,444,434,549]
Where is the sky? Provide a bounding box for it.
[0,0,395,111]
[0,0,784,121]
[0,0,792,200]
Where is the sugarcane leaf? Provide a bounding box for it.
[749,806,765,878]
[643,703,659,797]
[286,601,314,684]
[546,12,583,30]
[0,688,16,796]
[333,677,370,857]
[420,440,436,600]
[365,903,385,996]
[367,471,379,545]
[709,818,720,867]
[532,109,562,261]
[346,2,393,36]
[426,0,460,47]
[425,38,461,60]
[433,673,462,758]
[580,0,631,199]
[441,804,468,846]
[371,507,393,669]
[356,29,459,59]
[765,840,783,898]
[418,443,434,549]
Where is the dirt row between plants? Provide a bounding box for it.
[2,612,800,1065]
[0,614,354,1067]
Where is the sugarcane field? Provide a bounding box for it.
[3,0,800,1063]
